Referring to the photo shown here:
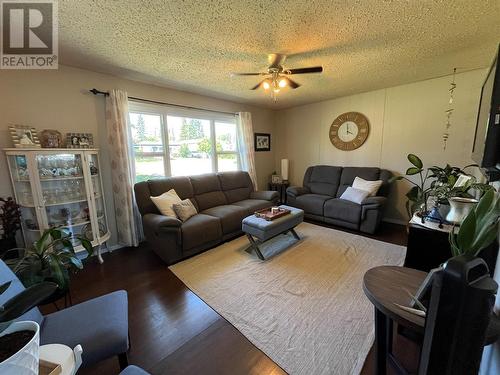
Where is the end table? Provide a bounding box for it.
[268,181,290,204]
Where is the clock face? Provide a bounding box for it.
[329,112,369,151]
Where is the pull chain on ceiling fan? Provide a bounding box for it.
[231,53,323,101]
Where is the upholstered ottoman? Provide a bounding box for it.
[242,205,304,260]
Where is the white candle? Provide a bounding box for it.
[281,159,289,181]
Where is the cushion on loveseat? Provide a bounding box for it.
[324,198,362,224]
[293,194,331,216]
[336,167,381,197]
[304,165,343,196]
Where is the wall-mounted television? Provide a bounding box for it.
[471,45,500,180]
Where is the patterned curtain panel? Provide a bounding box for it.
[236,112,258,190]
[105,90,140,246]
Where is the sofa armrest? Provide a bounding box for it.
[250,190,279,202]
[143,213,182,232]
[286,186,310,197]
[361,196,387,207]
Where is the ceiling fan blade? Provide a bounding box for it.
[282,77,300,89]
[268,53,286,68]
[285,66,323,75]
[231,72,267,76]
[250,80,266,90]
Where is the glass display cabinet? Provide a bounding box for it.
[4,148,110,263]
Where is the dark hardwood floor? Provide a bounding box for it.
[42,221,413,375]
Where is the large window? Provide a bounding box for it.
[129,102,240,182]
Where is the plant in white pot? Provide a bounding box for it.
[0,281,57,374]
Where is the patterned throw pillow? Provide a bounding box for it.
[352,176,383,197]
[340,187,370,205]
[150,189,182,217]
[173,199,198,222]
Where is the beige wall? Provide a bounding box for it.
[274,69,488,223]
[0,65,275,246]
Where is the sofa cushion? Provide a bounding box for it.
[304,166,342,196]
[148,177,194,200]
[150,189,182,217]
[181,214,222,250]
[173,199,198,222]
[293,194,331,216]
[201,205,249,234]
[340,187,371,204]
[41,290,129,367]
[336,167,381,197]
[218,171,253,203]
[190,174,227,211]
[352,176,383,197]
[232,199,272,215]
[324,198,362,224]
[0,260,44,325]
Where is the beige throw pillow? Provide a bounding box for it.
[173,199,198,222]
[150,189,182,217]
[352,176,383,197]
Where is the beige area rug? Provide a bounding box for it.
[169,222,406,375]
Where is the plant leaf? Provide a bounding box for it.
[0,282,57,322]
[406,167,422,176]
[407,154,423,169]
[456,210,476,254]
[0,281,11,295]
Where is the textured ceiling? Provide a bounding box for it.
[59,0,500,109]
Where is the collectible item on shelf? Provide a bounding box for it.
[40,129,63,148]
[66,133,94,149]
[9,125,41,148]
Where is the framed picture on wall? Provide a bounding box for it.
[254,133,271,152]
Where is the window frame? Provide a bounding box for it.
[128,101,240,180]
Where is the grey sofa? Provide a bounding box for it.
[134,171,279,264]
[286,165,392,234]
[0,260,129,369]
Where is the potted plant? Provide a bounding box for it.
[390,154,493,222]
[12,227,93,304]
[448,189,499,257]
[0,280,57,374]
[389,154,432,217]
[0,197,21,258]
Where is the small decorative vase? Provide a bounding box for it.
[438,203,451,220]
[0,321,40,375]
[446,197,478,224]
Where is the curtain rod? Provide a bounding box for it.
[89,88,239,116]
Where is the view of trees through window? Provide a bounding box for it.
[129,110,239,182]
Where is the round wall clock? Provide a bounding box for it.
[329,112,370,151]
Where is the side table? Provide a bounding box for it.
[363,266,500,375]
[268,181,290,204]
[39,344,83,375]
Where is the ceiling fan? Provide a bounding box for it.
[231,53,323,100]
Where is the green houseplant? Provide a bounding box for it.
[449,189,499,257]
[390,154,493,219]
[0,197,21,258]
[12,227,93,292]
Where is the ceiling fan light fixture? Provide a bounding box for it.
[262,81,271,90]
[278,78,287,88]
[273,88,280,93]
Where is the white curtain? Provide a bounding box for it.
[105,90,141,247]
[236,112,258,190]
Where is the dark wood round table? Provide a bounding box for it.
[363,266,500,375]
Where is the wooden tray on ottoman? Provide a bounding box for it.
[254,207,291,221]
